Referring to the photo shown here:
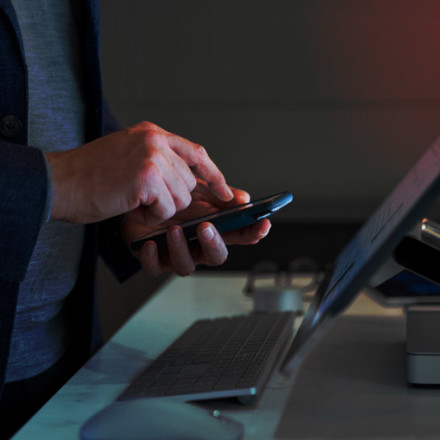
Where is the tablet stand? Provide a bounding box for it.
[370,218,440,385]
[406,305,440,384]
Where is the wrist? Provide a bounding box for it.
[45,151,72,222]
[41,152,53,223]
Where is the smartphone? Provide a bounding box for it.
[130,191,293,252]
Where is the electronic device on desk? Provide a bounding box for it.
[365,218,440,385]
[277,137,440,385]
[130,191,293,252]
[118,312,296,405]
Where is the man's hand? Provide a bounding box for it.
[121,180,272,276]
[46,121,233,224]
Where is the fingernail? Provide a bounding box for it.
[201,225,215,241]
[260,225,272,238]
[226,187,234,200]
[240,192,251,203]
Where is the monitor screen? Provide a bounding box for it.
[281,138,440,375]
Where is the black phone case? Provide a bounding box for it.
[130,191,293,252]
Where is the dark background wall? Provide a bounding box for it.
[96,0,440,339]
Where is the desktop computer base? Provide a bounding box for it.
[369,218,440,385]
[406,306,440,385]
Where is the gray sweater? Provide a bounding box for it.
[6,0,87,382]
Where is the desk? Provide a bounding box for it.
[14,272,406,439]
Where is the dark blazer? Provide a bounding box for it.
[0,0,139,397]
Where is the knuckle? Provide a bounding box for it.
[127,121,154,138]
[131,178,146,207]
[135,161,157,204]
[175,191,191,211]
[213,168,224,182]
[144,158,162,180]
[143,130,162,148]
[194,143,207,159]
[138,120,157,131]
[134,122,163,149]
[188,174,197,192]
[189,143,207,165]
[163,202,176,220]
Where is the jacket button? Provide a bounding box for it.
[0,115,23,138]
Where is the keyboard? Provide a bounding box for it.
[118,312,295,405]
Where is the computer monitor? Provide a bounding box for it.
[281,137,440,375]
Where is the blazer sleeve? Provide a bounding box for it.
[0,139,48,283]
[0,139,49,393]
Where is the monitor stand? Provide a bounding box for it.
[406,305,440,385]
[369,218,440,385]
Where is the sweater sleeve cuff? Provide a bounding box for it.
[41,153,53,223]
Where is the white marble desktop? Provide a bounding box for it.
[13,272,402,440]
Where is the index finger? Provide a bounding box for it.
[167,134,234,202]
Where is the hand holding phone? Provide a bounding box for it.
[130,191,293,252]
